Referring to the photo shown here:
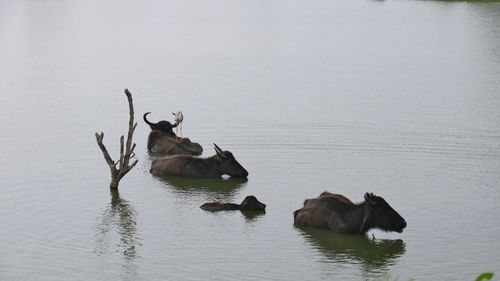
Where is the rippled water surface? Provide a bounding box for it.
[1,1,500,280]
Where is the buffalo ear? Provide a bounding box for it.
[364,192,377,205]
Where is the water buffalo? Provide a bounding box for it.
[294,192,406,234]
[200,195,266,212]
[150,143,249,178]
[143,112,177,136]
[147,130,203,156]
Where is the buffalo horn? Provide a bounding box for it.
[213,143,227,159]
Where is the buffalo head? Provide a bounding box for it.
[363,193,407,233]
[214,143,248,178]
[240,195,266,211]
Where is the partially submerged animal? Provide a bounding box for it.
[143,112,177,136]
[294,192,406,234]
[147,130,202,156]
[150,143,248,178]
[201,195,266,212]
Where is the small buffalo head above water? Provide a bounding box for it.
[150,143,248,178]
[239,195,266,211]
[294,192,406,235]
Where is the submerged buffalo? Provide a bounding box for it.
[294,192,406,234]
[200,195,266,212]
[144,111,202,156]
[147,130,203,156]
[150,143,248,178]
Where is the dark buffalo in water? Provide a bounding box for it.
[150,143,248,178]
[200,195,266,212]
[294,192,406,234]
[147,130,203,156]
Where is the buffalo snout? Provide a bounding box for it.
[397,220,407,233]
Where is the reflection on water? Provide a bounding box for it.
[95,189,140,279]
[297,227,405,275]
[241,210,266,223]
[154,175,248,201]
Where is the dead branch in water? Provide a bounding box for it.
[95,89,138,190]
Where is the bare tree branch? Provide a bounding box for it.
[95,132,115,168]
[95,89,138,190]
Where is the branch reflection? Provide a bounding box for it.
[95,189,140,279]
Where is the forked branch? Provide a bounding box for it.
[95,89,138,190]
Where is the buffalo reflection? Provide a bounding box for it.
[154,175,247,201]
[95,189,140,278]
[241,210,266,223]
[297,226,405,270]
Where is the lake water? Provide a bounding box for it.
[1,0,500,280]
